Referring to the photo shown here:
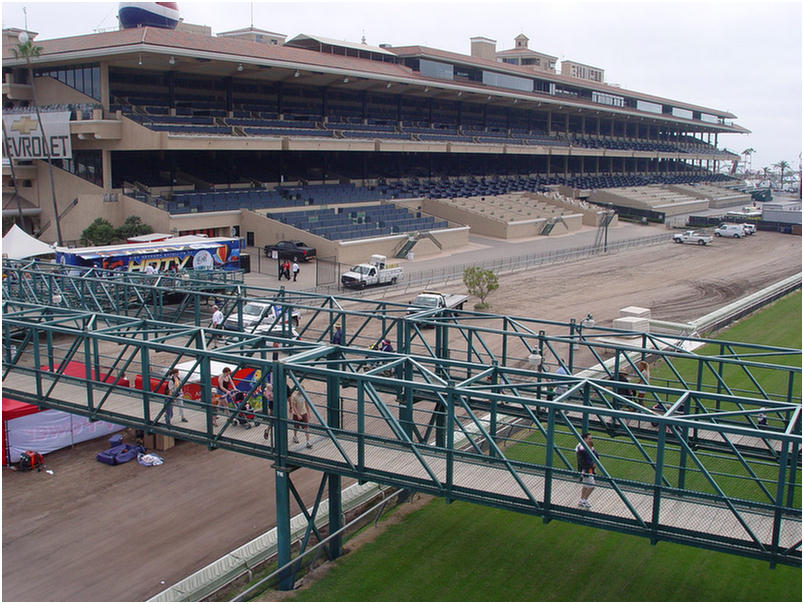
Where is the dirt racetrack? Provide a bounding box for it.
[2,228,801,602]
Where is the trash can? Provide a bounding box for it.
[240,253,251,274]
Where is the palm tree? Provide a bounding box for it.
[774,160,791,191]
[741,148,756,174]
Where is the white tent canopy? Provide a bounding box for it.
[1,224,56,260]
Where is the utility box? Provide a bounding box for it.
[619,306,651,319]
[613,315,650,334]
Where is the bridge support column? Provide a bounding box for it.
[327,474,342,559]
[275,465,294,591]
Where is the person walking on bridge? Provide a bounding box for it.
[575,432,598,509]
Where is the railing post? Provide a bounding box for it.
[445,380,455,502]
[140,335,152,425]
[568,318,576,371]
[770,437,791,568]
[327,346,343,559]
[83,323,94,415]
[651,424,666,544]
[543,405,555,523]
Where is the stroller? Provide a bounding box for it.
[228,391,259,429]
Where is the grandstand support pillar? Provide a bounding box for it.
[101,149,112,190]
[563,155,569,179]
[581,115,586,135]
[546,111,552,134]
[564,112,569,135]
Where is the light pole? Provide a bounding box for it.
[16,30,63,245]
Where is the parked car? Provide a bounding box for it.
[740,223,756,235]
[264,240,316,261]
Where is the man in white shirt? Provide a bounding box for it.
[210,305,224,347]
[144,264,157,275]
[292,261,300,282]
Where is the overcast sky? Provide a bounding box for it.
[3,0,801,172]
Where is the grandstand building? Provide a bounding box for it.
[2,19,747,263]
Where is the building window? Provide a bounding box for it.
[636,99,662,114]
[36,63,100,100]
[592,91,624,107]
[55,149,102,187]
[419,59,454,81]
[482,70,532,92]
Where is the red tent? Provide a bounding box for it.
[2,398,40,466]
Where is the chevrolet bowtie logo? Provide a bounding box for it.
[10,116,39,135]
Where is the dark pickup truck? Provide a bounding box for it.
[264,240,316,262]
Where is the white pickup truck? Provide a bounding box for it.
[672,230,713,245]
[341,255,403,289]
[407,291,468,317]
[224,300,301,333]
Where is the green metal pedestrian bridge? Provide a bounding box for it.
[2,262,801,589]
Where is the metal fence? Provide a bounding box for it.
[312,233,670,297]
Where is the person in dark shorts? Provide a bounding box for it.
[575,432,598,509]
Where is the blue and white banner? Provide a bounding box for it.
[3,110,72,160]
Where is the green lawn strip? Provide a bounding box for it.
[289,499,801,602]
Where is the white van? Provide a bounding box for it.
[714,224,745,238]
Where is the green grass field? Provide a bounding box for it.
[277,292,802,602]
[290,500,801,602]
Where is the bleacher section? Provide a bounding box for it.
[587,185,710,217]
[267,204,449,241]
[665,183,752,208]
[160,173,736,217]
[112,93,729,155]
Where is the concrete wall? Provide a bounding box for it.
[336,226,470,266]
[524,191,616,227]
[421,198,506,237]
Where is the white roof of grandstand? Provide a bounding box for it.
[286,34,397,56]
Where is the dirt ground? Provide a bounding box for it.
[2,228,800,602]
